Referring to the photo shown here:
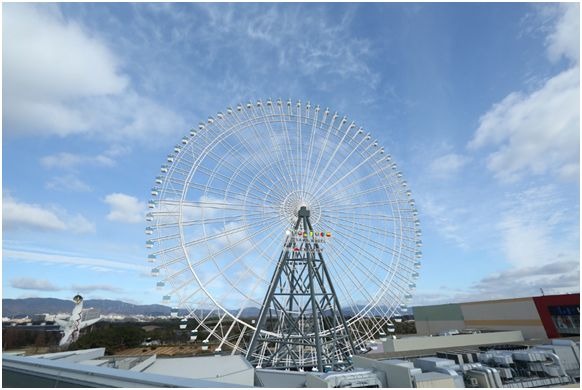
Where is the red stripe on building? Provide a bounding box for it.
[532,293,579,338]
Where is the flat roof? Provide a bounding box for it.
[366,336,580,360]
[143,354,254,385]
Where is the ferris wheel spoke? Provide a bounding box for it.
[303,110,339,194]
[178,210,279,228]
[324,183,404,206]
[276,101,302,194]
[304,116,352,195]
[324,210,406,222]
[306,122,366,195]
[158,198,279,212]
[322,242,379,318]
[329,224,416,287]
[324,199,411,210]
[314,146,385,200]
[317,163,397,206]
[326,218,404,255]
[257,105,302,194]
[302,105,320,196]
[215,112,292,199]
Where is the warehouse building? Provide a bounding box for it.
[413,293,579,339]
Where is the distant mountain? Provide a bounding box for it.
[3,298,404,319]
[2,298,173,318]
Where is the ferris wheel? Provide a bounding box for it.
[146,99,421,362]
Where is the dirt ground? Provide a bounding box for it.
[114,344,223,357]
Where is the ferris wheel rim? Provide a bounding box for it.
[148,98,421,354]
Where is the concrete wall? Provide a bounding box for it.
[414,320,466,336]
[460,297,547,339]
[382,330,524,352]
[413,303,465,336]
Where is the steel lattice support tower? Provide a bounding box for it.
[246,207,356,371]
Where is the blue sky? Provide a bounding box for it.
[3,3,579,307]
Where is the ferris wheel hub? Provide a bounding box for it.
[280,190,321,225]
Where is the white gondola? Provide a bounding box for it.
[148,200,156,209]
[174,145,181,153]
[145,227,154,235]
[412,271,420,278]
[145,213,154,222]
[387,324,396,333]
[201,339,209,350]
[416,240,423,247]
[215,347,222,353]
[170,307,179,318]
[156,281,165,289]
[160,165,168,173]
[414,261,422,269]
[415,251,422,258]
[162,295,171,303]
[147,254,156,263]
[190,130,197,136]
[404,293,413,299]
[394,317,403,323]
[155,176,163,185]
[415,229,422,237]
[179,323,187,330]
[408,282,416,289]
[151,188,158,196]
[151,268,160,277]
[181,136,189,145]
[167,155,174,163]
[146,240,154,249]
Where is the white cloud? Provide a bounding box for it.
[3,4,186,143]
[46,174,92,192]
[428,153,470,178]
[469,4,579,183]
[413,259,579,305]
[195,3,379,87]
[41,152,115,170]
[3,4,127,136]
[546,3,579,63]
[496,185,578,268]
[104,193,146,224]
[11,277,62,291]
[418,196,467,248]
[4,248,147,273]
[3,195,67,232]
[469,66,579,182]
[71,284,124,293]
[3,194,95,233]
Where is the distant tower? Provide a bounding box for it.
[246,207,355,371]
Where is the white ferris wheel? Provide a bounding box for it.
[146,98,421,362]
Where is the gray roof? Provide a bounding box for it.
[143,355,254,386]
